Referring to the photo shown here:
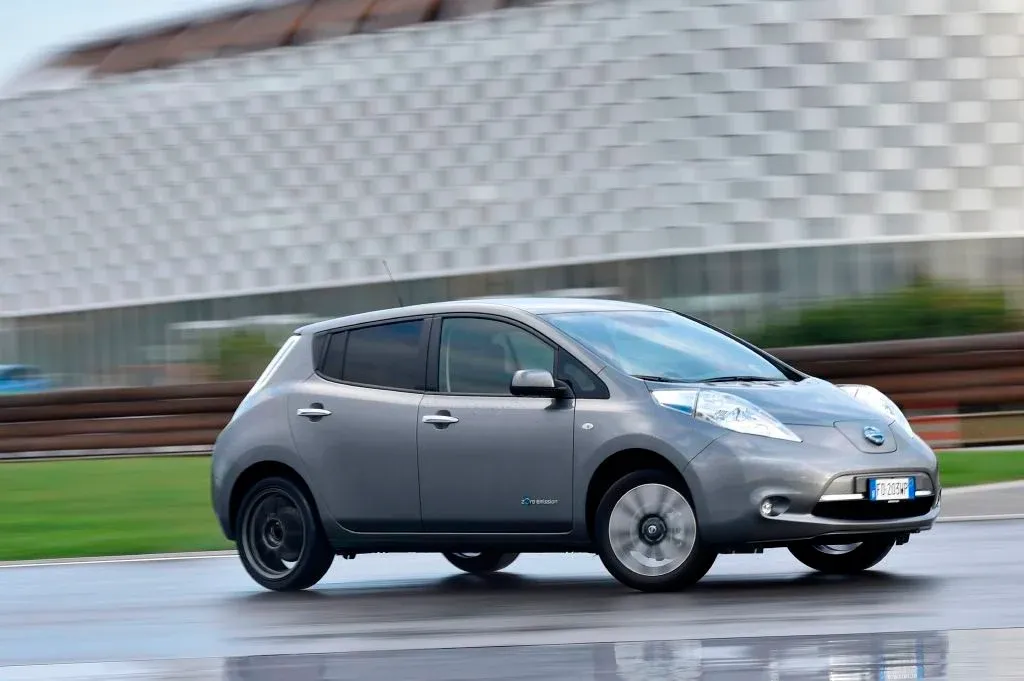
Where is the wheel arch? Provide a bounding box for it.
[227,460,321,539]
[584,448,693,541]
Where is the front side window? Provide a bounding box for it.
[340,319,426,390]
[542,310,790,383]
[439,317,555,395]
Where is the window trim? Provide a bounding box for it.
[313,315,433,394]
[427,313,609,399]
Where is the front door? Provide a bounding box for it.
[417,315,576,533]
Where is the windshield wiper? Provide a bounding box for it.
[632,374,687,383]
[634,374,784,384]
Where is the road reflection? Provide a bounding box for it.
[6,628,1024,680]
[221,630,953,680]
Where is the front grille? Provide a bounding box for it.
[812,497,935,521]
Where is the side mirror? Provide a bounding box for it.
[510,369,571,399]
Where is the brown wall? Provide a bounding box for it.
[3,332,1024,455]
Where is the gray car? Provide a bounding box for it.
[210,297,940,593]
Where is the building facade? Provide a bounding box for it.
[3,0,1024,386]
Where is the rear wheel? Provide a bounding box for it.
[788,537,896,574]
[236,476,335,591]
[594,469,717,593]
[442,551,519,574]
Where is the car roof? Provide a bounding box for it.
[295,297,662,335]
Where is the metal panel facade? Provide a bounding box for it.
[2,0,1024,319]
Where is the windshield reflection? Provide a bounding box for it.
[543,310,790,383]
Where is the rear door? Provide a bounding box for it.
[288,316,430,533]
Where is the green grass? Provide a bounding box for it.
[0,450,1023,562]
[0,456,231,562]
[937,449,1024,488]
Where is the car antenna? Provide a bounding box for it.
[381,259,406,307]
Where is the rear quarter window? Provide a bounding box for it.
[320,319,426,391]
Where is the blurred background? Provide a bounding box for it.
[4,7,1024,677]
[3,0,1024,391]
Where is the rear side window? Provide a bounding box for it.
[324,319,426,391]
[319,333,346,380]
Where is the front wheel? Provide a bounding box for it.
[594,470,717,593]
[236,476,335,591]
[788,537,896,574]
[442,551,519,574]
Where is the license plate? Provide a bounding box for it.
[869,477,915,501]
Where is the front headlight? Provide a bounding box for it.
[836,384,912,431]
[652,389,802,442]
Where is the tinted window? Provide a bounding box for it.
[439,317,555,395]
[311,332,330,369]
[319,332,346,380]
[558,351,606,398]
[543,310,788,383]
[339,320,426,390]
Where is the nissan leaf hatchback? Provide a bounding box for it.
[211,298,941,593]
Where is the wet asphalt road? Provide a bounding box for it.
[2,520,1024,679]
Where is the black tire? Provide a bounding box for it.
[594,469,716,593]
[788,536,897,574]
[235,475,335,591]
[442,551,519,574]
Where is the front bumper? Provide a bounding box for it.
[684,423,941,547]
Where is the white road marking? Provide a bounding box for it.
[0,551,236,569]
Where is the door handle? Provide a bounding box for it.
[297,407,332,419]
[422,414,459,425]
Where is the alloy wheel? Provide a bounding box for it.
[607,483,698,578]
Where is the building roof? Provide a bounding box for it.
[7,0,534,96]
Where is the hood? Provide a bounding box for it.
[645,376,889,427]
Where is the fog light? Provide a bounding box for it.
[759,496,788,518]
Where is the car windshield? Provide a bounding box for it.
[542,310,790,383]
